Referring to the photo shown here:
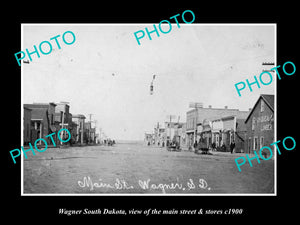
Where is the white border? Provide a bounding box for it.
[21,23,277,196]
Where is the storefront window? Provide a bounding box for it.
[248,137,252,153]
[252,117,256,130]
[260,136,264,149]
[216,135,219,147]
[253,136,258,150]
[261,100,265,112]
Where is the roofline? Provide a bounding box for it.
[245,95,274,123]
[221,115,236,120]
[221,112,249,121]
[187,107,240,113]
[261,95,274,111]
[29,102,57,106]
[72,114,86,119]
[56,102,70,106]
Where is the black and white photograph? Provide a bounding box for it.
[3,3,299,221]
[21,24,276,195]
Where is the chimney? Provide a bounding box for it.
[224,106,228,109]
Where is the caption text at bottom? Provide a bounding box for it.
[59,208,243,216]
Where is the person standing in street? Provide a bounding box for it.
[212,142,216,151]
[230,141,235,154]
[193,140,198,152]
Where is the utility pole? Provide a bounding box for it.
[189,102,203,146]
[81,116,84,145]
[88,114,93,143]
[94,119,98,143]
[88,114,93,122]
[166,115,176,144]
[99,127,102,145]
[60,110,65,145]
[59,101,69,146]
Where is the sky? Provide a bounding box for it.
[22,24,275,141]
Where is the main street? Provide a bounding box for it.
[23,142,274,194]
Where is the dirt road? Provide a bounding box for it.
[23,142,274,194]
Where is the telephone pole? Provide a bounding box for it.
[166,115,176,144]
[189,102,203,145]
[88,114,93,143]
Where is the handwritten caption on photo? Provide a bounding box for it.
[78,176,211,193]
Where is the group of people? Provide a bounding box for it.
[192,140,236,153]
[104,139,115,146]
[166,139,180,150]
[147,138,237,153]
[147,140,166,147]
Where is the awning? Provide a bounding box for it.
[202,127,211,132]
[186,130,195,134]
[211,129,221,133]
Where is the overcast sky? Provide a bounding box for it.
[22,24,275,140]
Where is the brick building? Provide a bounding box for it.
[24,103,57,145]
[244,94,274,157]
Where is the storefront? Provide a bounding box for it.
[211,118,223,148]
[186,130,194,149]
[201,119,212,148]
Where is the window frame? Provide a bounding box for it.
[261,100,265,112]
[253,136,258,151]
[260,136,264,150]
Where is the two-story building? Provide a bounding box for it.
[72,114,86,144]
[245,94,274,157]
[84,121,92,144]
[213,112,249,152]
[24,102,57,145]
[186,105,247,149]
